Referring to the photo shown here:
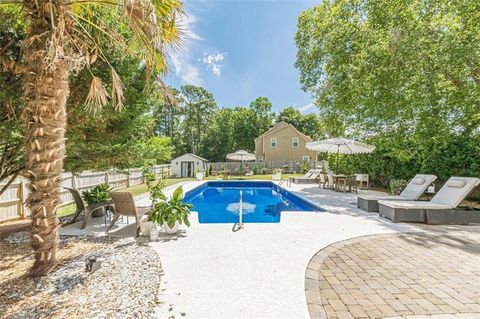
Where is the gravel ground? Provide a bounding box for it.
[0,230,162,319]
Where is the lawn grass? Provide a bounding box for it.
[57,175,301,217]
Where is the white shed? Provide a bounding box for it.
[171,153,209,178]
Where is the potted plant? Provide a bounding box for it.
[150,186,192,234]
[272,168,282,181]
[82,183,112,217]
[141,167,166,237]
[195,168,204,181]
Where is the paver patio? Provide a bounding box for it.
[306,227,480,319]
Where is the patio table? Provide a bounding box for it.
[332,175,357,192]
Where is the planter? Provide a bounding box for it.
[140,217,154,237]
[195,172,204,181]
[272,173,282,181]
[163,221,180,234]
[91,206,105,218]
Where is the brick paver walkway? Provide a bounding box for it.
[305,228,480,319]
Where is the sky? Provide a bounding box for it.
[165,0,321,114]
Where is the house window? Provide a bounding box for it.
[292,137,299,148]
[302,156,310,161]
[270,138,277,148]
[257,156,264,162]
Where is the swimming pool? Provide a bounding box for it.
[183,181,323,223]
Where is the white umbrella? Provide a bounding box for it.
[226,150,256,170]
[226,150,256,162]
[306,138,375,172]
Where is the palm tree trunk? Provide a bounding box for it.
[22,0,70,276]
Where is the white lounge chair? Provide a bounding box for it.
[291,169,321,184]
[378,176,480,223]
[357,174,437,212]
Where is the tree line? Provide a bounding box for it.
[154,87,325,162]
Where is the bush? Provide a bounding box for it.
[253,166,259,175]
[389,179,408,195]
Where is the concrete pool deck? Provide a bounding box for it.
[146,182,420,318]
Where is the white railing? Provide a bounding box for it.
[239,190,243,229]
[0,164,171,223]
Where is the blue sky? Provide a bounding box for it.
[166,0,320,113]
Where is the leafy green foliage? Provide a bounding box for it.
[389,179,408,196]
[295,0,480,189]
[276,107,325,139]
[149,186,192,228]
[143,166,167,207]
[82,183,112,206]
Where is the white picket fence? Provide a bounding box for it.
[208,160,328,173]
[0,164,170,223]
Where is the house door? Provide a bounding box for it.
[181,162,194,178]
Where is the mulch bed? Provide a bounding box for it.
[0,220,162,319]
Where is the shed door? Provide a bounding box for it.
[181,161,194,178]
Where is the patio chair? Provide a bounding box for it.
[346,175,358,193]
[107,192,149,237]
[318,173,327,188]
[357,174,437,212]
[291,169,321,184]
[65,187,109,229]
[326,173,335,190]
[378,176,480,223]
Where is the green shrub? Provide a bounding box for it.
[82,183,112,206]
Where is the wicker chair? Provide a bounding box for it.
[108,192,149,237]
[346,175,358,193]
[65,187,108,229]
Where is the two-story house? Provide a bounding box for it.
[254,122,317,162]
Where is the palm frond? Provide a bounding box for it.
[111,68,124,111]
[85,76,109,113]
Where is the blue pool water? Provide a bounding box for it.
[183,181,323,223]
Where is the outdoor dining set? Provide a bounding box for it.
[289,169,367,193]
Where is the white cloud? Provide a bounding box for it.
[200,52,227,77]
[170,12,203,85]
[298,102,316,113]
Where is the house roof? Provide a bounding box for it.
[254,121,312,142]
[172,153,209,162]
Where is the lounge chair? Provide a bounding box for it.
[108,192,149,237]
[357,174,437,212]
[65,187,110,229]
[378,176,480,223]
[291,169,321,184]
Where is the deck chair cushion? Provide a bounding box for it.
[399,174,437,200]
[431,177,480,207]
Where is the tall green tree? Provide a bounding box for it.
[276,107,324,139]
[180,85,217,154]
[295,0,480,184]
[250,96,274,136]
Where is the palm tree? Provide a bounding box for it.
[0,0,182,276]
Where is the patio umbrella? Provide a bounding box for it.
[226,150,256,169]
[305,138,375,172]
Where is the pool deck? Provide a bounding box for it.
[146,181,419,319]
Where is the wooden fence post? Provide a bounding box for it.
[19,179,25,219]
[105,171,109,186]
[72,174,77,189]
[127,169,131,187]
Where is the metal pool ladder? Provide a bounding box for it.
[233,190,244,232]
